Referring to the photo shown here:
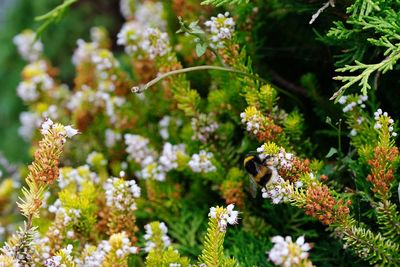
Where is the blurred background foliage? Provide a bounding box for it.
[0,0,123,163]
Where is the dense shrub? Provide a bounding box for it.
[0,0,400,266]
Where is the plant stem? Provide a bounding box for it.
[131,65,300,102]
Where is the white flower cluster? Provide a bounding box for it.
[188,150,217,173]
[57,165,99,190]
[268,235,311,267]
[117,21,145,56]
[256,145,293,170]
[240,110,263,135]
[191,114,219,143]
[117,25,171,60]
[124,134,157,167]
[72,39,98,66]
[117,0,169,60]
[142,28,172,60]
[92,49,120,79]
[159,143,186,172]
[135,1,166,30]
[374,109,397,137]
[209,204,239,232]
[339,95,368,112]
[138,142,186,181]
[105,128,122,148]
[41,119,78,138]
[44,244,74,267]
[19,111,42,141]
[13,30,43,62]
[261,176,292,204]
[79,233,138,266]
[140,162,166,181]
[144,222,171,253]
[16,60,54,102]
[204,12,235,48]
[104,178,141,211]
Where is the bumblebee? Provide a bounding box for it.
[244,152,276,197]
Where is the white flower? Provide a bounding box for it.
[188,150,216,173]
[261,175,291,204]
[144,222,171,252]
[72,39,98,65]
[204,12,235,48]
[13,30,43,62]
[41,118,54,135]
[104,178,141,210]
[135,1,166,30]
[142,28,171,59]
[268,235,311,266]
[124,134,157,167]
[191,114,219,143]
[159,143,186,172]
[208,204,239,232]
[64,125,79,138]
[140,162,166,181]
[19,111,41,141]
[17,81,39,102]
[225,204,239,225]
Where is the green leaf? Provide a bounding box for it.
[196,43,208,57]
[326,147,338,158]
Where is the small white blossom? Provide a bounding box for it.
[141,28,171,59]
[268,235,311,267]
[13,30,43,62]
[262,175,291,204]
[124,134,157,167]
[64,125,79,138]
[40,118,54,135]
[205,12,235,48]
[144,222,171,252]
[104,178,141,211]
[19,111,41,141]
[208,204,239,232]
[159,143,186,172]
[191,114,219,143]
[135,1,166,30]
[188,150,216,173]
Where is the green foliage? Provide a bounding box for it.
[58,182,98,237]
[337,218,400,265]
[35,0,78,38]
[198,208,238,267]
[146,247,191,267]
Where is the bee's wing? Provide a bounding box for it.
[248,174,258,198]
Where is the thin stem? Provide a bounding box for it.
[131,65,259,93]
[131,65,300,102]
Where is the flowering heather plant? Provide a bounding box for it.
[1,0,400,266]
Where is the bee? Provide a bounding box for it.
[243,152,277,197]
